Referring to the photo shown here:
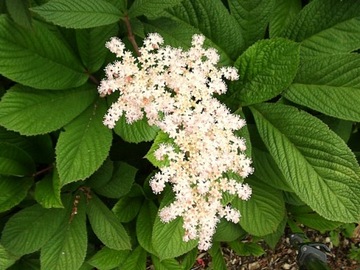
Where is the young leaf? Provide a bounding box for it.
[233,176,286,236]
[76,23,119,73]
[0,84,97,136]
[0,176,33,212]
[56,98,112,186]
[208,242,227,270]
[94,161,137,198]
[0,15,87,89]
[87,247,130,270]
[151,255,182,270]
[163,0,244,60]
[5,0,32,29]
[152,190,197,260]
[0,143,35,176]
[41,195,87,270]
[224,38,299,108]
[112,196,143,222]
[128,0,183,18]
[120,245,147,270]
[1,203,66,256]
[0,244,18,269]
[228,0,274,48]
[87,194,131,250]
[34,170,63,209]
[282,0,360,55]
[283,54,360,122]
[250,103,360,223]
[136,200,158,254]
[269,0,301,38]
[114,115,159,143]
[31,0,122,29]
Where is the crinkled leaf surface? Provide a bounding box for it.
[233,176,285,236]
[121,245,147,270]
[56,99,112,186]
[283,54,360,122]
[1,203,66,256]
[128,0,183,18]
[87,194,131,250]
[0,84,97,135]
[31,0,122,29]
[87,247,130,270]
[225,38,299,108]
[0,15,87,89]
[0,176,33,212]
[41,195,87,270]
[250,103,360,222]
[0,244,18,269]
[269,0,301,37]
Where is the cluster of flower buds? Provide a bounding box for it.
[99,33,253,250]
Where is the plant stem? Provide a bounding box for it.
[124,15,141,56]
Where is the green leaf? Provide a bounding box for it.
[121,245,147,270]
[76,23,119,73]
[208,242,227,270]
[319,116,353,143]
[163,0,244,60]
[213,220,245,242]
[94,161,137,198]
[87,194,131,250]
[112,196,143,222]
[128,0,183,18]
[0,143,35,176]
[225,38,299,108]
[180,248,198,270]
[151,255,182,270]
[250,103,360,223]
[0,176,32,212]
[228,241,265,257]
[0,244,18,269]
[136,200,158,254]
[269,0,301,38]
[145,131,174,167]
[85,158,113,189]
[152,190,197,260]
[41,195,87,270]
[263,216,287,249]
[87,247,130,270]
[0,84,97,135]
[56,99,112,185]
[1,203,66,256]
[233,176,285,236]
[34,171,63,208]
[228,0,274,48]
[282,0,360,55]
[0,15,87,89]
[283,54,360,122]
[31,0,122,29]
[5,0,32,29]
[114,115,159,143]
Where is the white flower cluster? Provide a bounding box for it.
[99,33,253,250]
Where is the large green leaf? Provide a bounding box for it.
[114,115,159,143]
[136,200,158,254]
[31,0,122,29]
[151,255,182,270]
[0,244,18,269]
[56,98,112,185]
[87,247,130,270]
[0,15,87,89]
[269,0,301,38]
[112,196,143,222]
[94,161,137,198]
[225,38,299,108]
[233,176,285,236]
[152,190,197,260]
[282,0,360,55]
[1,203,66,256]
[121,245,147,270]
[41,195,87,270]
[208,242,227,270]
[0,143,35,177]
[250,103,360,222]
[87,194,131,250]
[76,23,118,73]
[228,0,274,48]
[128,0,183,18]
[0,84,97,135]
[5,0,32,29]
[34,170,63,209]
[0,176,33,212]
[163,0,244,60]
[212,220,245,242]
[283,54,360,122]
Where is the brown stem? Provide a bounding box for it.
[88,73,99,85]
[32,165,53,177]
[124,15,141,56]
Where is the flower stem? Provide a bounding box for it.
[124,15,141,56]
